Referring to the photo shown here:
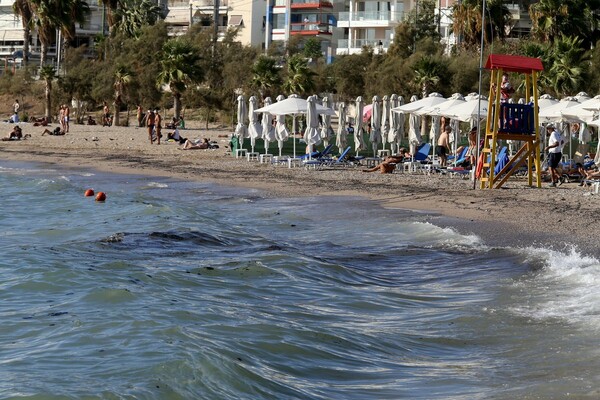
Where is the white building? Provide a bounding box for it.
[336,0,408,55]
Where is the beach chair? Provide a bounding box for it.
[321,146,353,168]
[298,144,334,161]
[449,146,469,166]
[403,143,431,173]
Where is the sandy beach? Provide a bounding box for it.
[2,120,598,256]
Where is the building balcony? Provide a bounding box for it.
[290,22,333,35]
[274,0,333,9]
[337,11,403,27]
[336,38,390,55]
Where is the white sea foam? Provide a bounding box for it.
[145,182,169,188]
[511,246,600,330]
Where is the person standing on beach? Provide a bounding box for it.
[154,109,162,145]
[137,105,143,127]
[63,103,70,133]
[436,125,451,167]
[13,99,19,115]
[58,105,65,132]
[103,102,110,126]
[545,123,564,187]
[146,109,155,144]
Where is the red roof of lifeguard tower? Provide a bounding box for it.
[485,54,544,73]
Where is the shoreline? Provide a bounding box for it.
[2,122,598,257]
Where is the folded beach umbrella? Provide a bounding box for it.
[303,95,322,153]
[394,95,405,151]
[261,97,276,154]
[369,96,382,156]
[381,95,390,149]
[248,96,262,153]
[234,95,248,148]
[407,95,422,155]
[321,96,334,147]
[429,115,440,155]
[354,96,367,154]
[388,94,398,149]
[274,95,289,157]
[336,102,347,151]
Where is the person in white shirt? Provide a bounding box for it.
[545,123,564,187]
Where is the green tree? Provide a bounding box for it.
[113,64,132,126]
[251,55,281,99]
[39,64,56,120]
[114,0,162,39]
[452,0,511,49]
[283,54,315,96]
[157,38,203,120]
[13,0,33,65]
[302,37,322,60]
[412,55,444,98]
[546,35,589,96]
[388,22,417,58]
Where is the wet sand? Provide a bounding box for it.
[2,120,598,256]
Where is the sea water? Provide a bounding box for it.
[1,160,600,399]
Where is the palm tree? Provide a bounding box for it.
[30,0,57,67]
[157,38,203,120]
[547,35,589,96]
[529,0,569,43]
[39,64,56,120]
[251,55,281,99]
[61,0,91,57]
[413,55,442,98]
[100,0,120,34]
[13,0,33,66]
[451,0,511,48]
[113,65,132,126]
[114,0,162,38]
[283,54,315,97]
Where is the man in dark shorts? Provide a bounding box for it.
[545,123,564,187]
[436,125,451,167]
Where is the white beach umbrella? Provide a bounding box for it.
[381,95,390,150]
[575,92,591,103]
[354,96,366,154]
[234,95,248,149]
[261,97,276,154]
[442,98,489,123]
[254,96,336,116]
[561,95,600,123]
[369,95,382,156]
[415,93,465,117]
[539,97,579,122]
[321,96,334,147]
[336,102,347,152]
[392,92,446,114]
[248,96,262,153]
[274,95,289,157]
[303,95,321,153]
[537,94,559,110]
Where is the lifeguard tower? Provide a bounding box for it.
[479,54,544,189]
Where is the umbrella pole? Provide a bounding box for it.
[293,115,297,158]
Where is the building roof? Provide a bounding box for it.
[485,54,544,73]
[0,29,24,42]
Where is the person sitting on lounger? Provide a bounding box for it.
[42,127,65,136]
[87,115,97,125]
[181,138,210,150]
[362,149,410,174]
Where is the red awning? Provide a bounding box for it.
[485,54,544,73]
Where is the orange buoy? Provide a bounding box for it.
[95,192,107,202]
[84,189,95,197]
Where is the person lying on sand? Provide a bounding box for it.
[181,138,210,150]
[42,127,65,136]
[362,150,409,174]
